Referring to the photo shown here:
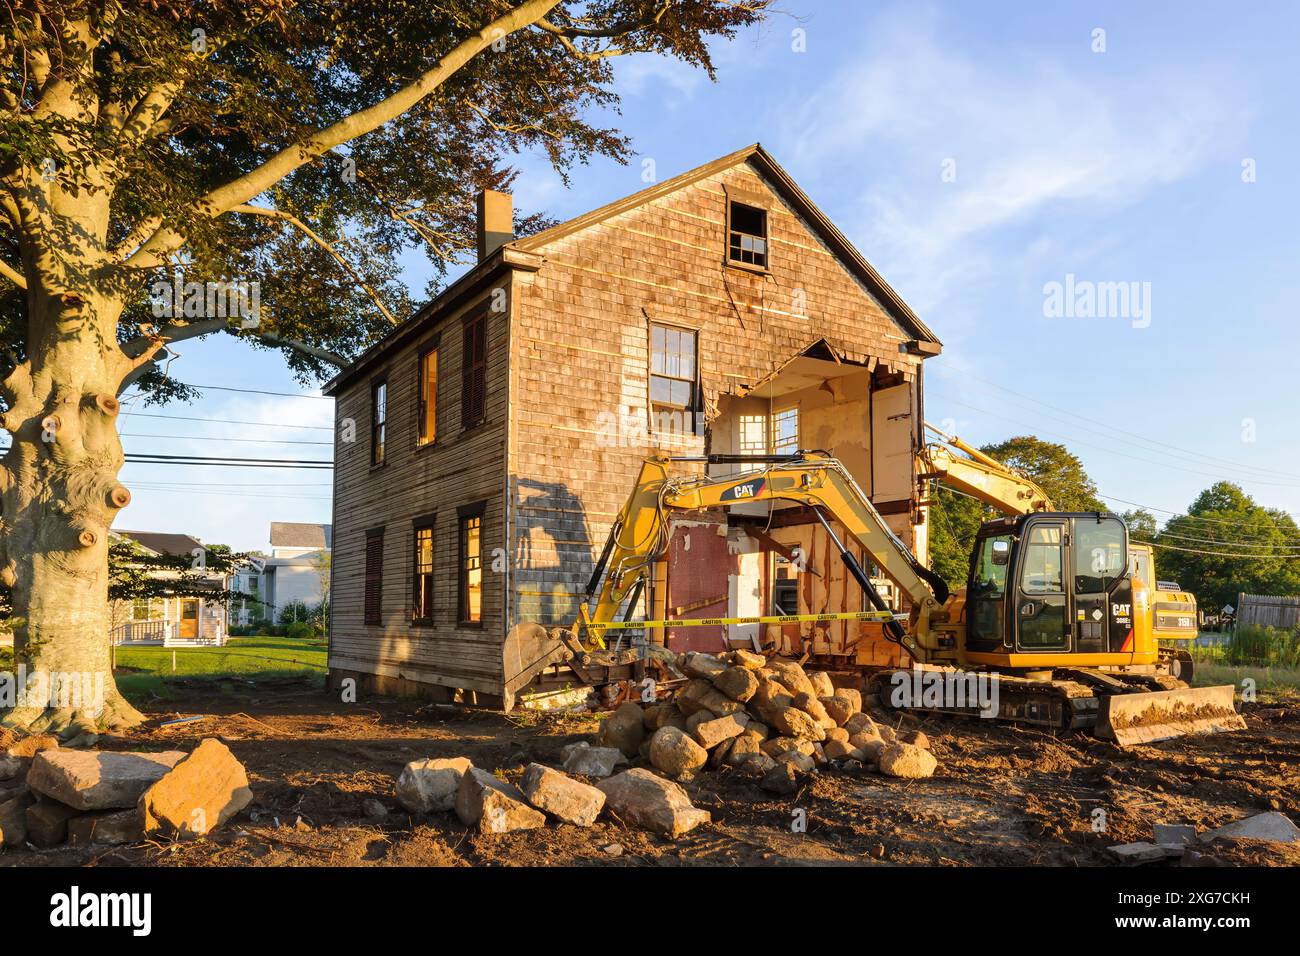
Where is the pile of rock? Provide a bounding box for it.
[0,736,253,851]
[394,753,710,838]
[596,650,938,794]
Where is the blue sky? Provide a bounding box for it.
[119,0,1300,551]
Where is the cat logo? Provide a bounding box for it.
[1111,602,1131,618]
[720,478,766,502]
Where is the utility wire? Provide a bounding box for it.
[930,366,1300,481]
[121,411,332,430]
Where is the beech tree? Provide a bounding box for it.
[0,0,768,734]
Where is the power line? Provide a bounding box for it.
[121,411,333,431]
[125,454,332,469]
[931,390,1300,488]
[1133,539,1300,560]
[121,432,332,446]
[930,366,1300,481]
[1097,493,1300,542]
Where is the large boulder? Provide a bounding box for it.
[878,743,938,779]
[28,749,185,811]
[395,757,473,813]
[0,791,34,848]
[680,652,727,681]
[455,768,546,834]
[25,800,81,847]
[648,727,708,778]
[692,713,749,750]
[820,695,858,726]
[761,762,801,795]
[521,764,605,827]
[560,742,627,778]
[139,739,253,838]
[808,671,836,698]
[5,735,58,759]
[597,768,710,837]
[596,702,646,758]
[0,755,23,781]
[793,692,834,729]
[712,666,760,703]
[68,809,144,846]
[731,649,766,670]
[769,705,826,742]
[767,660,816,698]
[676,680,744,718]
[844,713,878,737]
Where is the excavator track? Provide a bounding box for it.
[867,663,1245,744]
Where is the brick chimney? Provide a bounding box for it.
[476,189,513,261]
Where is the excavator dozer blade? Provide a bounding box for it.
[501,623,576,711]
[1096,684,1246,747]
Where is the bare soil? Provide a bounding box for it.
[5,678,1298,867]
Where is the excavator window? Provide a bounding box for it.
[1073,517,1127,594]
[969,532,1013,644]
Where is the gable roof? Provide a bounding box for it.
[270,522,332,549]
[117,530,204,557]
[324,144,937,396]
[511,143,939,345]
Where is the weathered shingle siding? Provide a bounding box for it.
[328,284,511,695]
[508,160,922,630]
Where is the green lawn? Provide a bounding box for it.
[113,636,327,701]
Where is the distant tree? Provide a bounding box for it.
[108,538,250,605]
[1155,482,1300,610]
[1121,508,1158,541]
[927,435,1102,590]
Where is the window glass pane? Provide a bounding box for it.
[669,379,691,407]
[772,406,798,453]
[739,414,767,454]
[462,515,482,623]
[1020,524,1063,594]
[1074,517,1126,593]
[419,351,437,444]
[650,377,671,404]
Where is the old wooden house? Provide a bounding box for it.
[323,144,942,707]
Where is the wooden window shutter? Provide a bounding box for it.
[461,313,487,428]
[364,530,384,625]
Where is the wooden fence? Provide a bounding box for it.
[1237,593,1300,630]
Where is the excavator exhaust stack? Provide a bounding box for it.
[1096,683,1246,747]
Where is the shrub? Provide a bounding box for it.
[286,621,315,640]
[1226,624,1300,668]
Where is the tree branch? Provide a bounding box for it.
[121,0,564,273]
[0,256,25,289]
[229,204,398,325]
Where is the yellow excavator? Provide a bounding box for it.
[919,422,1200,648]
[505,446,1242,745]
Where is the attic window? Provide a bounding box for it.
[728,201,768,269]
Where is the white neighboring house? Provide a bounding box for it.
[229,523,331,628]
[111,531,230,647]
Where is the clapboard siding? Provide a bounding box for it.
[329,286,510,695]
[508,158,925,631]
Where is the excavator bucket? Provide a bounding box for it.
[500,623,576,712]
[1096,684,1246,747]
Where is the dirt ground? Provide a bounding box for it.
[5,678,1299,867]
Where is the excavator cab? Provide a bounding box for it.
[964,512,1148,666]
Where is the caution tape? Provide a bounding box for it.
[585,610,897,631]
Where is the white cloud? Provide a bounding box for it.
[773,6,1249,315]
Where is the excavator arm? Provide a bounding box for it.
[920,421,1053,515]
[571,452,951,662]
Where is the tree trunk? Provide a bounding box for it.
[1,291,143,735]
